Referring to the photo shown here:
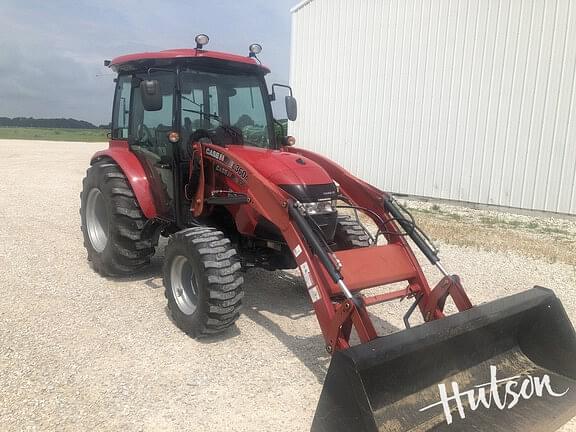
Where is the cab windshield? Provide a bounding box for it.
[179,70,273,148]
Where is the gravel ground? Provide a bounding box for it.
[399,199,576,265]
[0,139,575,431]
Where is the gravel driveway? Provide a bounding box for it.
[0,140,575,431]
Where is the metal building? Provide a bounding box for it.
[289,0,576,215]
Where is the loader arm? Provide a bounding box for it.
[201,143,467,352]
[201,143,352,347]
[283,148,576,432]
[285,147,473,319]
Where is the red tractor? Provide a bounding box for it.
[81,35,576,431]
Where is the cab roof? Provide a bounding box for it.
[108,48,270,74]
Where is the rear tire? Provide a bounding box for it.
[334,215,372,250]
[163,227,244,337]
[80,160,155,276]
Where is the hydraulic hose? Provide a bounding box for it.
[383,196,439,265]
[288,202,342,284]
[288,201,358,305]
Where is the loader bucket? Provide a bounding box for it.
[312,287,576,432]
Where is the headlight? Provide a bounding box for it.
[300,200,336,215]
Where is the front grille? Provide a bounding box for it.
[279,183,338,203]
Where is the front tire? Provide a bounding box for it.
[333,215,372,250]
[80,160,155,276]
[163,227,244,337]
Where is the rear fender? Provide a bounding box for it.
[91,140,157,219]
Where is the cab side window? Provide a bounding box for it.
[130,72,175,159]
[111,75,132,139]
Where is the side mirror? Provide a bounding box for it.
[285,95,297,121]
[140,80,162,111]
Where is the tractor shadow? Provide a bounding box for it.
[238,268,400,383]
[105,241,402,383]
[100,257,164,288]
[162,306,242,341]
[102,239,167,287]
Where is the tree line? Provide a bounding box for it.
[0,117,110,129]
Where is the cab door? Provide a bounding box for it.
[128,72,176,218]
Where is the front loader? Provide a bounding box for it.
[80,35,576,431]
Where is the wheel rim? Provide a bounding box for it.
[86,188,109,253]
[170,255,198,315]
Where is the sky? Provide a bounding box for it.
[0,0,298,126]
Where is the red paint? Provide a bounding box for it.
[283,146,473,349]
[197,143,472,352]
[362,289,410,307]
[91,140,157,219]
[196,144,336,237]
[226,145,333,185]
[96,46,477,355]
[321,244,419,293]
[202,143,290,228]
[110,49,270,73]
[191,143,206,217]
[89,137,473,352]
[422,275,473,321]
[233,205,261,236]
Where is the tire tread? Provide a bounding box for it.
[163,227,244,338]
[80,159,155,276]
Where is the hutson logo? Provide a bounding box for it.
[419,366,570,425]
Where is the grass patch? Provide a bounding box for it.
[475,215,569,237]
[504,219,523,228]
[374,202,576,264]
[541,226,571,236]
[480,216,498,226]
[0,127,108,142]
[411,204,462,221]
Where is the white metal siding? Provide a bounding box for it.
[290,0,576,214]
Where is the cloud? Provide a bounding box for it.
[0,0,297,125]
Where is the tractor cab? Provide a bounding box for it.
[107,35,297,225]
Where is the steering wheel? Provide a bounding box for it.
[180,129,213,160]
[190,129,213,144]
[137,123,153,145]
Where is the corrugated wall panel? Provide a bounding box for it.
[290,0,576,215]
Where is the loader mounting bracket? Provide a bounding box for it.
[326,299,355,353]
[422,274,473,321]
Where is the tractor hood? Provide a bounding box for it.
[226,146,337,202]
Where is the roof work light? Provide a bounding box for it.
[195,34,209,49]
[249,43,262,57]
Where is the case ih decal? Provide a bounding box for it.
[204,147,248,184]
